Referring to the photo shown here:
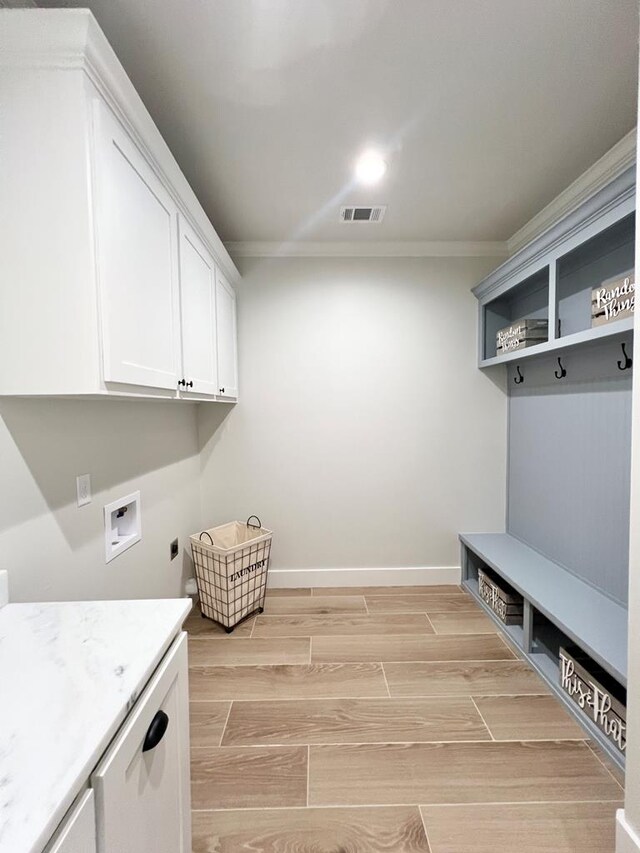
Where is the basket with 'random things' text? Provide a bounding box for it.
[189,516,273,632]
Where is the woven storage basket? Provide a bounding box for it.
[190,516,272,632]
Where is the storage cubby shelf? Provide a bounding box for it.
[478,314,634,368]
[461,532,627,770]
[524,651,628,763]
[460,533,627,685]
[474,165,635,367]
[463,576,525,649]
[463,575,626,768]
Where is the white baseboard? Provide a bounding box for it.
[617,810,640,853]
[267,566,461,589]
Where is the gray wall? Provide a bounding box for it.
[0,399,201,602]
[507,336,632,605]
[198,255,508,574]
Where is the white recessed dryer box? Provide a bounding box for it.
[104,491,141,563]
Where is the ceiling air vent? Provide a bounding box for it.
[340,205,387,223]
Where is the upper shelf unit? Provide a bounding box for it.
[475,167,636,367]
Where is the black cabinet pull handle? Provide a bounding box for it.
[178,379,186,387]
[186,380,193,388]
[142,710,169,753]
[219,387,225,394]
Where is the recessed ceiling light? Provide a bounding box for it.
[355,150,387,185]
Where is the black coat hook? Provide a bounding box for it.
[514,365,524,385]
[554,357,567,379]
[618,342,633,371]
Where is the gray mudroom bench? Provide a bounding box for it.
[460,533,627,767]
[461,165,635,772]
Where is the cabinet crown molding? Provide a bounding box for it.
[473,165,636,302]
[0,7,239,288]
[0,7,95,68]
[507,129,637,255]
[225,240,509,259]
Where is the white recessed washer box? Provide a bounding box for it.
[104,491,141,563]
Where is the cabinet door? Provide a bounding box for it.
[215,270,238,398]
[93,102,180,390]
[178,217,218,395]
[91,633,191,853]
[44,790,96,853]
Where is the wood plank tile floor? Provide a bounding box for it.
[185,586,623,853]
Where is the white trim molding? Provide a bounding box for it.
[617,810,640,853]
[227,131,636,262]
[225,241,508,259]
[508,129,636,255]
[225,133,636,262]
[267,566,462,589]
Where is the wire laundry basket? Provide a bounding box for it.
[189,516,272,632]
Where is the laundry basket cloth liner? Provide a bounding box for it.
[190,516,272,629]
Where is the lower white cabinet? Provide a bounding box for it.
[44,791,97,853]
[91,633,191,853]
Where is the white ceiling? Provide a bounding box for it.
[39,0,639,244]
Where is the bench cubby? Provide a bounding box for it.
[460,532,627,770]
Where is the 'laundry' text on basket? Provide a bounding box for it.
[229,560,267,583]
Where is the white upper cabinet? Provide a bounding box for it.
[0,9,238,401]
[94,103,181,390]
[178,216,219,396]
[215,271,239,399]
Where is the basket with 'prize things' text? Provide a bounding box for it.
[478,566,523,625]
[190,516,273,632]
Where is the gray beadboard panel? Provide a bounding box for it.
[507,337,632,605]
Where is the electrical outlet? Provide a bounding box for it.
[76,474,91,507]
[170,538,179,560]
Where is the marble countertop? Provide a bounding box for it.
[0,598,191,853]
